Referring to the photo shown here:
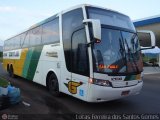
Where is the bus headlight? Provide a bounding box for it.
[89,78,111,87]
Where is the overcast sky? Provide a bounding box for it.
[0,0,160,45]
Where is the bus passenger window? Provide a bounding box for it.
[30,26,42,46]
[21,32,30,48]
[42,18,59,45]
[14,36,21,49]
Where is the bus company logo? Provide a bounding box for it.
[46,51,58,57]
[64,81,83,94]
[2,114,7,120]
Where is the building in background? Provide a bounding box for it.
[134,16,160,68]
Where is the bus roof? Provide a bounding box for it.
[30,4,126,29]
[4,4,129,42]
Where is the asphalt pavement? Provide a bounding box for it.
[0,63,160,119]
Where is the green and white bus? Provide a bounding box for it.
[3,4,155,102]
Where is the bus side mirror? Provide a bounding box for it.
[83,19,101,43]
[137,30,156,50]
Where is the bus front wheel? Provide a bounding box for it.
[47,73,60,96]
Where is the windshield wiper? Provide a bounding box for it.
[124,38,140,73]
[110,38,127,74]
[118,38,127,69]
[119,38,126,59]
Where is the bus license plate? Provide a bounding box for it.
[121,90,130,96]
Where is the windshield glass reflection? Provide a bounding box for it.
[93,28,143,75]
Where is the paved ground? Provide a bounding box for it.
[0,63,160,119]
[143,67,160,74]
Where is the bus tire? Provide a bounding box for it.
[47,73,60,96]
[9,65,15,78]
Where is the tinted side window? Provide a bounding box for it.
[9,39,14,50]
[20,33,25,47]
[14,36,21,49]
[72,29,89,76]
[5,40,11,51]
[42,18,59,44]
[4,40,9,51]
[62,8,84,71]
[7,40,11,51]
[30,26,42,46]
[3,41,6,51]
[21,31,30,48]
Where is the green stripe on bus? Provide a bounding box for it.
[22,48,34,78]
[22,46,43,80]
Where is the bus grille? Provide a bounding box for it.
[111,80,138,88]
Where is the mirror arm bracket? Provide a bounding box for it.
[140,46,155,51]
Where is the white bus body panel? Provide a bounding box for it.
[33,44,62,87]
[87,82,143,102]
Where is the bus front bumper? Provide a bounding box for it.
[87,81,143,102]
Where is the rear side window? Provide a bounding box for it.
[42,18,59,44]
[21,31,30,48]
[30,26,42,46]
[14,36,21,49]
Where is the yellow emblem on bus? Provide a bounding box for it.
[64,81,82,94]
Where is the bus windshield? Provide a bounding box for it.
[87,7,143,75]
[93,28,143,75]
